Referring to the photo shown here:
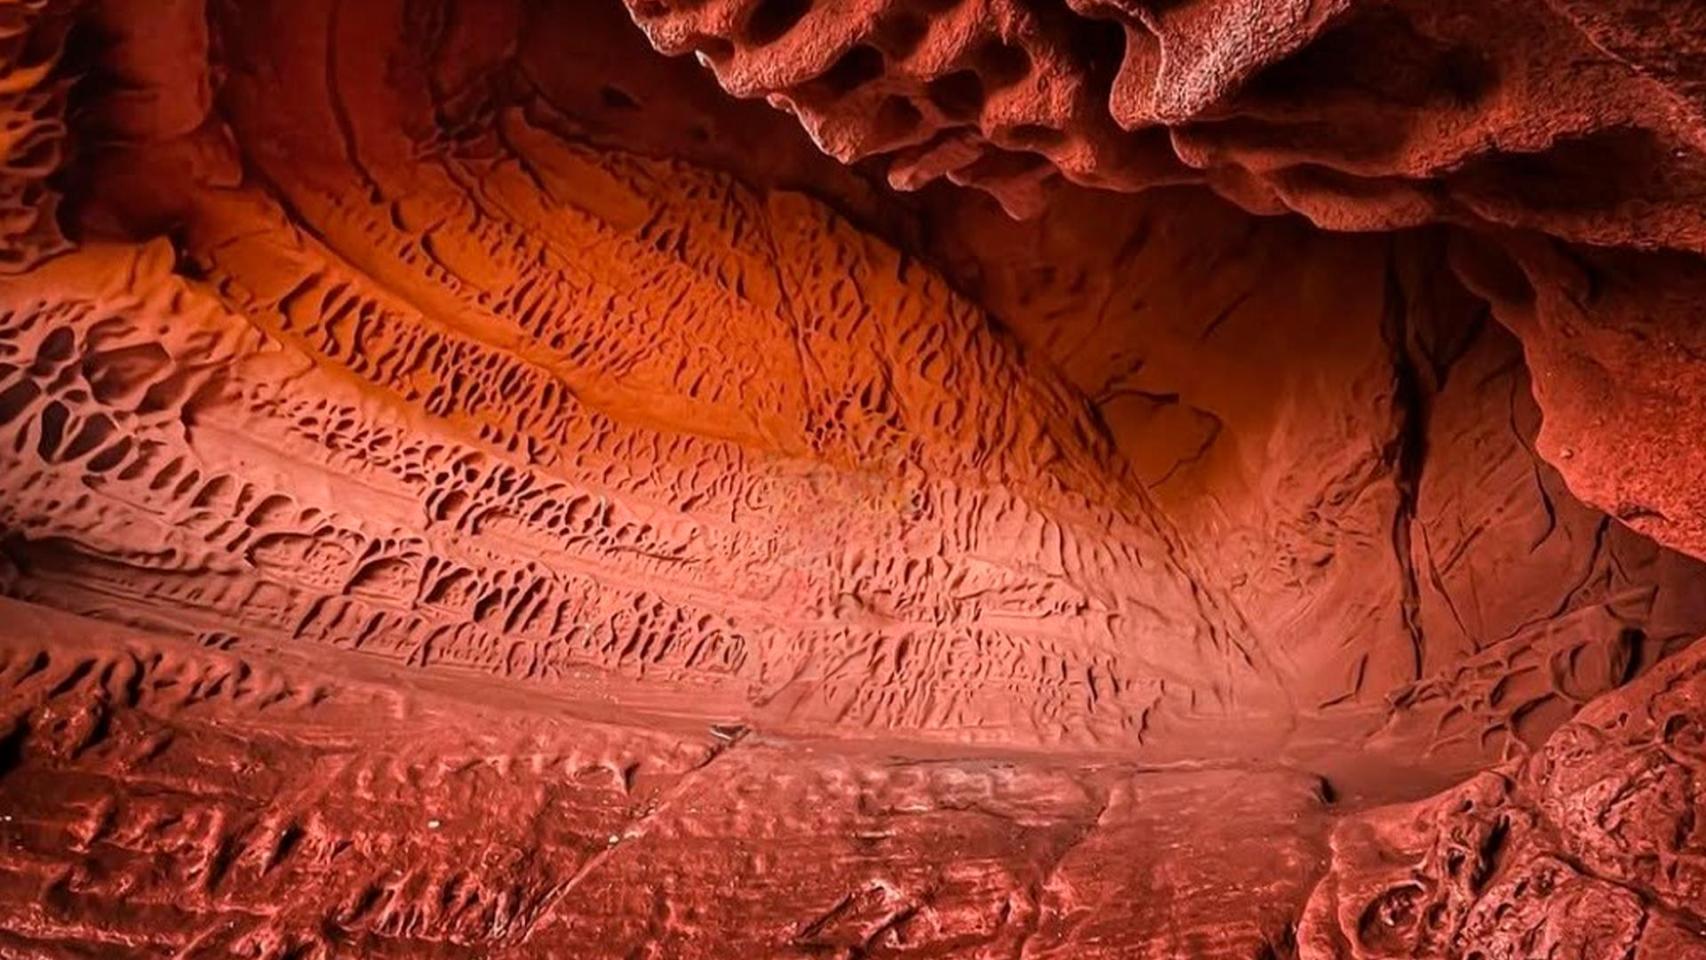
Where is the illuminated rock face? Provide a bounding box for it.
[0,0,1701,957]
[0,0,76,271]
[1301,637,1706,960]
[626,0,1706,566]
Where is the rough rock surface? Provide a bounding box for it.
[0,0,1701,956]
[623,0,1706,246]
[1300,631,1706,959]
[0,0,77,271]
[0,598,1335,958]
[624,0,1706,566]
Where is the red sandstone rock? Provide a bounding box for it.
[1299,631,1706,959]
[623,0,1706,568]
[0,0,76,272]
[622,0,1706,248]
[0,0,1702,956]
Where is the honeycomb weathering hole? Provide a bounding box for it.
[813,44,885,97]
[1,0,1705,957]
[973,38,1032,89]
[924,69,985,121]
[742,0,812,45]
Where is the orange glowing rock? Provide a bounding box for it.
[0,0,1701,956]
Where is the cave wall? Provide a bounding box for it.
[0,0,76,270]
[621,0,1706,567]
[0,0,1702,957]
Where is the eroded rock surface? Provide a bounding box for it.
[623,0,1706,245]
[0,598,1337,958]
[624,0,1706,566]
[0,0,76,271]
[0,0,1701,956]
[1301,631,1706,959]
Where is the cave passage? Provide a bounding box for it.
[0,0,1704,957]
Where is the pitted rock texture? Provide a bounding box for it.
[0,0,76,272]
[0,599,1333,958]
[5,0,1698,762]
[0,0,1703,956]
[623,0,1706,567]
[1300,631,1706,959]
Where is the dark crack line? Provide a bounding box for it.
[506,726,750,947]
[1382,241,1431,683]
